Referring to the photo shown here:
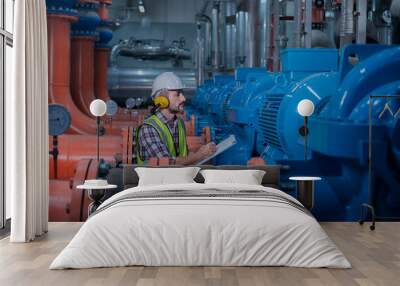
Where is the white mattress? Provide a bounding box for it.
[50,183,351,269]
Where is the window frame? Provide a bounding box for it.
[0,0,13,231]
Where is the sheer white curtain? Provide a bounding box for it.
[7,0,49,242]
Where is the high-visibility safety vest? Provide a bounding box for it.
[136,114,188,165]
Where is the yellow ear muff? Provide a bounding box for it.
[154,95,169,109]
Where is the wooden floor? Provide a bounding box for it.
[0,222,399,286]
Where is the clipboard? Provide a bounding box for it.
[197,135,237,165]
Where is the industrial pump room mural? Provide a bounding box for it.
[46,0,400,224]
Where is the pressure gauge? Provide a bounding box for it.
[126,97,136,109]
[106,99,118,116]
[382,10,392,24]
[136,97,143,107]
[315,0,324,8]
[48,104,71,136]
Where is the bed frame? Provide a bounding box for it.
[122,165,281,190]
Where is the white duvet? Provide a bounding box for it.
[50,183,351,269]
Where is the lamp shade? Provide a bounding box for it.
[297,99,315,117]
[90,99,107,117]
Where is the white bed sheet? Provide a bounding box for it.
[50,183,351,269]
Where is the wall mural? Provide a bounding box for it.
[47,0,400,224]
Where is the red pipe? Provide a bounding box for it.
[98,2,110,21]
[49,180,72,221]
[71,36,97,116]
[69,159,97,222]
[49,134,123,180]
[49,159,99,222]
[94,47,110,102]
[312,8,325,24]
[48,124,212,220]
[47,14,98,134]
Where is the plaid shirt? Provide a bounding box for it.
[138,111,181,163]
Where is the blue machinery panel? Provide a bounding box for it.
[186,45,400,221]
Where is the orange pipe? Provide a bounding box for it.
[95,0,111,100]
[49,134,123,179]
[98,3,109,21]
[247,157,266,166]
[71,36,97,116]
[94,47,110,102]
[49,179,72,222]
[69,159,97,222]
[312,8,325,24]
[47,14,98,134]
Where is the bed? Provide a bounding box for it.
[50,165,350,269]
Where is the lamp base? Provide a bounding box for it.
[296,180,314,210]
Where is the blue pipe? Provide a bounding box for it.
[328,45,400,119]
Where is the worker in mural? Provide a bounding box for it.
[136,72,216,165]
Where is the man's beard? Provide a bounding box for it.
[169,104,184,114]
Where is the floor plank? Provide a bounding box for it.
[0,222,399,286]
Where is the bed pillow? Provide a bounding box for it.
[135,167,201,186]
[200,169,266,185]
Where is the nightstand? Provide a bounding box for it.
[77,182,117,216]
[289,176,321,210]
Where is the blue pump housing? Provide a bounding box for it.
[187,45,400,221]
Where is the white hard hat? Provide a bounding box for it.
[151,72,185,98]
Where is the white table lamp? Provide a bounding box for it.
[297,99,315,161]
[90,99,107,161]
